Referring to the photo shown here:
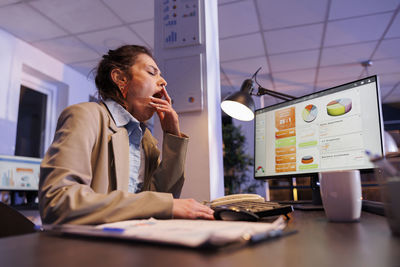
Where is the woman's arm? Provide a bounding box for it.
[39,103,174,225]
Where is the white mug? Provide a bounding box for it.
[319,170,362,222]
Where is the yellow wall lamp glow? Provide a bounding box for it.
[221,68,296,121]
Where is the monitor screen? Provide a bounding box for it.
[0,155,41,191]
[254,75,384,179]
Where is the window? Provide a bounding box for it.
[15,85,47,158]
[17,70,57,158]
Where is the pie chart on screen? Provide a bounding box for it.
[302,104,318,123]
[301,155,314,164]
[326,98,352,116]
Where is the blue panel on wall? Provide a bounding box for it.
[0,118,17,155]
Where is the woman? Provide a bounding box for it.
[39,45,214,224]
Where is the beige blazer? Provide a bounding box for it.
[39,102,188,225]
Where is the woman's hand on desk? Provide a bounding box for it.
[173,199,215,220]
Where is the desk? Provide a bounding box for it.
[1,211,399,267]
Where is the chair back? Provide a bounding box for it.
[0,202,35,238]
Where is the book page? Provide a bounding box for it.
[95,217,286,247]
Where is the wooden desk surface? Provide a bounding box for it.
[1,211,399,267]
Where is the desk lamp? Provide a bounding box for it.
[221,68,296,121]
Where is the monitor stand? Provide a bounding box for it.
[294,175,323,210]
[278,174,324,211]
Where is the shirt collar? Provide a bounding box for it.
[104,99,140,128]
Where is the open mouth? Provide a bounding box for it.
[152,91,163,99]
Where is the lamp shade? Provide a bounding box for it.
[221,79,255,121]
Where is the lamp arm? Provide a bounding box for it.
[254,86,296,101]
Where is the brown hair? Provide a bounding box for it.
[95,45,153,108]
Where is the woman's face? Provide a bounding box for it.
[124,54,167,122]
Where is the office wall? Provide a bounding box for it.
[0,29,95,156]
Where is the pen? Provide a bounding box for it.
[102,227,125,233]
[42,224,125,235]
[241,229,297,245]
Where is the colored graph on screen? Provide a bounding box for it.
[302,104,318,123]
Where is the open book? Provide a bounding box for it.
[43,217,287,248]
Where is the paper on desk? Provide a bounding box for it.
[95,216,286,247]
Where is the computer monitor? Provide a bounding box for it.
[0,155,41,206]
[254,76,384,202]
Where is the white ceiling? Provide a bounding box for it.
[0,0,399,107]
